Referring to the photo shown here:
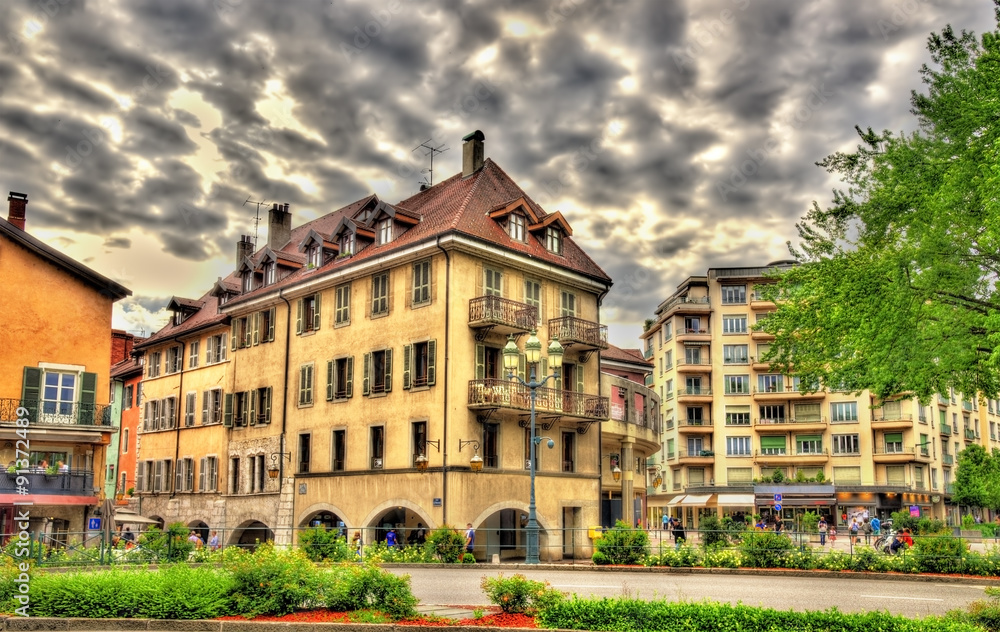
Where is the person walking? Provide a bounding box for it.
[465,523,475,555]
[351,531,363,559]
[209,530,219,551]
[849,519,859,545]
[672,520,686,550]
[870,515,881,537]
[862,518,873,545]
[661,513,669,537]
[818,517,828,546]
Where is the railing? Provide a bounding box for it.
[794,448,829,456]
[872,413,913,422]
[677,418,712,428]
[0,469,95,495]
[658,295,710,314]
[754,417,789,425]
[963,401,974,411]
[643,347,653,360]
[678,449,715,459]
[753,386,786,394]
[678,359,713,368]
[678,387,712,396]
[946,483,955,494]
[755,449,788,456]
[965,429,977,440]
[872,446,931,457]
[0,398,112,427]
[940,422,952,435]
[468,296,537,330]
[549,316,609,349]
[942,454,954,465]
[610,405,661,433]
[680,327,710,335]
[467,379,609,420]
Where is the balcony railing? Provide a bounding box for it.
[678,418,712,427]
[872,445,932,458]
[943,454,954,465]
[468,296,537,331]
[549,316,609,350]
[940,422,952,436]
[467,379,609,420]
[965,428,977,440]
[0,398,112,427]
[610,405,661,433]
[678,387,712,396]
[658,295,710,314]
[0,469,95,496]
[872,413,913,422]
[678,448,715,459]
[643,347,653,360]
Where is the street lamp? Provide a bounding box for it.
[458,439,484,472]
[503,330,563,564]
[415,439,440,473]
[604,454,622,482]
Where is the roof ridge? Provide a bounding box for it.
[450,160,490,229]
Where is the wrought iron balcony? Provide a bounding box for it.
[468,379,609,420]
[940,422,952,436]
[548,316,609,351]
[468,296,537,335]
[0,398,112,428]
[1,469,96,496]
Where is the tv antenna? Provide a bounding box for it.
[412,139,448,187]
[242,195,269,249]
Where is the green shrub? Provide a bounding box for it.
[0,556,25,614]
[593,520,650,565]
[698,515,728,549]
[850,546,888,572]
[592,551,610,565]
[481,573,564,614]
[647,544,700,568]
[134,523,195,563]
[322,564,418,618]
[912,535,967,574]
[966,587,1000,632]
[800,511,820,535]
[426,526,465,563]
[701,548,741,568]
[226,543,323,617]
[817,550,850,571]
[462,553,476,564]
[738,530,794,568]
[782,549,819,571]
[298,527,352,562]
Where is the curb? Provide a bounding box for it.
[0,621,545,632]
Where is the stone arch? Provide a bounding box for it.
[147,515,165,530]
[468,501,559,562]
[296,502,352,529]
[359,499,436,531]
[359,499,436,546]
[229,519,273,550]
[187,519,209,545]
[470,500,555,533]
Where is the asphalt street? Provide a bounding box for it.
[392,566,993,619]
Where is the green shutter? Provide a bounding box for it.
[760,436,786,449]
[21,367,41,422]
[327,360,335,400]
[263,387,272,423]
[363,353,371,396]
[252,312,260,345]
[346,358,354,398]
[231,321,238,351]
[427,340,436,386]
[475,344,485,380]
[223,393,233,427]
[267,307,276,341]
[79,371,97,425]
[384,348,392,392]
[575,364,584,393]
[248,391,257,426]
[296,299,303,335]
[885,432,903,443]
[313,293,322,331]
[403,344,412,390]
[797,434,822,442]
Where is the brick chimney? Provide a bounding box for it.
[236,234,254,269]
[461,131,485,178]
[111,330,134,365]
[7,191,27,230]
[268,203,291,251]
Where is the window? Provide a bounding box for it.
[242,271,253,293]
[886,464,905,485]
[254,387,272,425]
[364,350,393,395]
[122,428,129,453]
[335,284,351,325]
[332,430,346,471]
[412,421,427,467]
[378,218,392,244]
[508,213,525,241]
[684,347,702,365]
[404,340,436,388]
[688,467,705,485]
[165,346,182,374]
[726,405,751,426]
[722,314,747,334]
[202,388,223,425]
[560,291,576,316]
[664,350,672,368]
[199,456,218,492]
[264,261,276,285]
[724,375,750,395]
[723,344,748,364]
[370,426,385,469]
[666,438,675,458]
[299,364,314,406]
[545,226,563,254]
[371,272,389,317]
[147,352,161,378]
[137,461,151,492]
[233,391,248,426]
[758,404,785,423]
[727,467,753,485]
[257,308,275,343]
[485,268,502,297]
[175,458,195,492]
[796,435,823,454]
[920,433,930,455]
[184,392,196,427]
[233,316,251,350]
[307,244,321,268]
[253,454,266,493]
[727,436,751,456]
[758,374,783,393]
[562,431,575,472]
[206,333,227,364]
[833,466,862,484]
[760,436,786,455]
[884,432,903,453]
[721,285,746,304]
[684,317,702,333]
[831,401,858,423]
[328,357,354,400]
[298,434,311,473]
[124,384,134,410]
[794,403,821,422]
[524,280,541,324]
[686,437,704,455]
[188,341,199,368]
[412,260,431,307]
[672,468,682,489]
[298,294,321,334]
[340,232,355,255]
[483,423,499,469]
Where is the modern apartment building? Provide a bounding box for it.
[642,262,985,529]
[132,132,614,560]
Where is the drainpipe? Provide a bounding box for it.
[436,237,451,526]
[169,335,186,499]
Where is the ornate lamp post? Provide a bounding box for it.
[503,330,563,564]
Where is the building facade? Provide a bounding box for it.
[643,262,986,529]
[133,132,614,560]
[0,192,131,539]
[109,332,144,505]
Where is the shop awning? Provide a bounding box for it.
[680,494,714,506]
[716,493,755,506]
[666,495,687,506]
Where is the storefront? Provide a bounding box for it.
[754,485,836,529]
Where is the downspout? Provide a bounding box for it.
[169,335,186,499]
[436,237,451,526]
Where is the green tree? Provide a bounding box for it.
[954,444,1000,510]
[761,6,1000,402]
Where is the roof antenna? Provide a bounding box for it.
[242,195,269,250]
[412,139,448,188]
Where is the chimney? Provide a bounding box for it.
[268,203,292,250]
[236,234,254,268]
[111,330,133,365]
[461,130,485,178]
[7,191,27,230]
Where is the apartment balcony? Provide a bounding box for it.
[549,316,609,352]
[677,448,715,465]
[608,404,661,438]
[643,347,654,360]
[676,327,711,343]
[677,387,713,404]
[468,296,537,338]
[676,359,713,374]
[659,295,711,317]
[752,386,824,401]
[750,329,775,341]
[676,418,714,434]
[945,483,955,494]
[467,379,609,421]
[965,428,978,441]
[870,415,914,431]
[940,422,952,436]
[0,469,97,503]
[872,446,933,464]
[750,356,772,371]
[942,454,954,465]
[749,292,776,310]
[752,416,827,433]
[754,449,829,464]
[0,398,112,428]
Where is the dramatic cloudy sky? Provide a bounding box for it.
[0,0,995,348]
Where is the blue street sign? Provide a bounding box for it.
[774,504,782,512]
[773,493,782,502]
[88,518,101,530]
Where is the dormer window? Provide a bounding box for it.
[378,218,392,245]
[545,227,563,255]
[508,214,525,242]
[173,312,185,326]
[264,261,276,286]
[242,271,253,293]
[307,245,321,268]
[340,233,355,255]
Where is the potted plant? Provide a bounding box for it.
[6,464,17,478]
[44,464,58,478]
[126,487,135,497]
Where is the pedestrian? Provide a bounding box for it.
[464,522,475,555]
[818,517,828,546]
[123,527,134,542]
[209,530,219,551]
[188,531,203,548]
[386,528,398,548]
[870,515,881,536]
[351,531,362,558]
[666,516,676,540]
[829,526,837,544]
[661,513,669,536]
[862,518,873,545]
[672,520,686,550]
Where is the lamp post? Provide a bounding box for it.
[503,330,563,564]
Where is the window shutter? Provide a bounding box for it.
[187,461,195,492]
[154,461,162,492]
[263,387,272,423]
[267,307,276,341]
[220,334,227,361]
[384,348,393,392]
[137,462,145,492]
[143,402,150,431]
[223,393,233,427]
[475,344,485,380]
[760,436,786,449]
[79,371,97,425]
[885,432,903,443]
[205,336,214,364]
[248,391,256,426]
[199,458,206,491]
[327,360,335,400]
[346,358,354,398]
[175,461,183,491]
[202,391,209,425]
[313,293,322,330]
[403,344,412,390]
[231,321,238,351]
[296,299,303,334]
[427,340,437,386]
[363,353,371,395]
[575,365,584,393]
[540,358,548,382]
[252,312,260,345]
[211,458,219,490]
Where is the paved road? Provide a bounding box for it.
[392,566,992,619]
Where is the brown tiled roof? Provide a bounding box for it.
[110,356,144,379]
[602,344,652,367]
[135,286,229,350]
